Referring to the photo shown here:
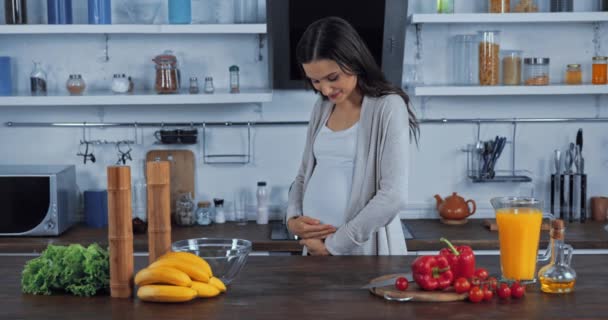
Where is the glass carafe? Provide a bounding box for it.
[491,197,551,283]
[538,219,576,293]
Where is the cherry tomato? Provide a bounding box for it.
[497,283,511,300]
[470,276,481,286]
[395,277,409,291]
[468,286,484,303]
[454,277,471,294]
[483,286,494,301]
[486,277,498,290]
[474,268,489,280]
[510,282,525,299]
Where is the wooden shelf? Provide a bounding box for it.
[410,12,608,24]
[0,24,267,34]
[0,89,273,106]
[413,85,608,97]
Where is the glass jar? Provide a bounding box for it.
[153,50,180,94]
[229,65,240,93]
[234,0,258,23]
[175,193,195,226]
[478,31,501,86]
[196,201,212,226]
[204,76,215,94]
[112,74,130,93]
[436,0,454,13]
[452,34,478,85]
[501,50,523,85]
[489,0,510,13]
[189,77,199,94]
[66,74,86,95]
[30,61,47,96]
[592,56,608,85]
[513,0,538,12]
[524,57,550,85]
[565,64,582,85]
[551,0,573,12]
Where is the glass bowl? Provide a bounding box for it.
[171,238,252,285]
[120,0,162,24]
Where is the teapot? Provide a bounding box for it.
[434,192,476,222]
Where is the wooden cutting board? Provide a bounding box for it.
[368,274,467,302]
[146,150,195,216]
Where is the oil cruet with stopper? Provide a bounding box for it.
[538,219,577,293]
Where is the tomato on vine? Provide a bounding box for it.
[454,277,471,294]
[395,277,409,291]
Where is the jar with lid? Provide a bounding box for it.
[592,56,607,85]
[565,64,582,85]
[195,201,212,226]
[213,198,226,224]
[153,50,180,94]
[501,50,522,85]
[452,34,478,85]
[204,76,215,94]
[489,0,510,13]
[112,74,130,93]
[66,74,86,95]
[512,0,538,12]
[229,65,240,93]
[189,77,199,94]
[478,31,501,86]
[524,57,550,85]
[175,193,195,226]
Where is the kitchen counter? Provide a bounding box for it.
[2,255,607,319]
[1,219,607,254]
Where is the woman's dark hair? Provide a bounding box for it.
[296,16,419,142]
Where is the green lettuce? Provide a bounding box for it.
[21,244,110,297]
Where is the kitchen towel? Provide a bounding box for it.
[84,190,108,228]
[0,57,12,96]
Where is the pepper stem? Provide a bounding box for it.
[440,237,460,256]
[432,267,451,278]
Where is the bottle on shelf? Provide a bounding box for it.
[5,0,27,24]
[213,198,226,224]
[47,0,73,24]
[538,219,577,294]
[256,181,269,224]
[30,61,48,96]
[229,65,240,93]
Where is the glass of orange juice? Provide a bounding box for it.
[491,197,551,283]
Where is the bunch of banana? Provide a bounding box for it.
[135,251,227,303]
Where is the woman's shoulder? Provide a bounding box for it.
[365,94,408,118]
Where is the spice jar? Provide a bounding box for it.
[229,65,240,93]
[513,0,538,12]
[565,64,582,85]
[524,57,550,85]
[189,77,199,94]
[153,50,180,94]
[204,76,215,94]
[111,74,130,93]
[489,0,510,13]
[66,74,86,95]
[478,31,501,86]
[213,198,226,224]
[592,56,607,85]
[195,201,212,226]
[175,193,195,226]
[501,50,522,85]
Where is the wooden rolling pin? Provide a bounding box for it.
[147,161,171,264]
[107,166,134,298]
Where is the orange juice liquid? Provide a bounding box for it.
[496,208,543,281]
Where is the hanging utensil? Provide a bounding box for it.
[551,150,561,216]
[576,129,586,222]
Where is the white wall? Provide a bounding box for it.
[0,0,607,222]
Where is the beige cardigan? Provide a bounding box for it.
[287,94,409,255]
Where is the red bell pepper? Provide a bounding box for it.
[411,255,453,291]
[439,237,476,280]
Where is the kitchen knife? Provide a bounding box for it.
[581,171,587,223]
[576,128,583,153]
[569,172,574,223]
[360,273,413,289]
[552,150,561,215]
[559,172,565,220]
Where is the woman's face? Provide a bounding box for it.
[302,59,358,104]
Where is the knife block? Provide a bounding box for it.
[551,173,587,223]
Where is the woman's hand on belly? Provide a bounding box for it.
[287,216,336,239]
[300,239,330,256]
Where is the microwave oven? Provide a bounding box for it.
[0,165,78,236]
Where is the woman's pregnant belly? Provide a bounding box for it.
[302,164,353,228]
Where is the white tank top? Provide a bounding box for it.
[303,122,358,228]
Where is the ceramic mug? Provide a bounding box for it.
[591,196,608,222]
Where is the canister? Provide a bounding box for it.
[452,34,478,85]
[478,30,501,86]
[0,57,12,96]
[47,0,73,24]
[592,56,608,85]
[524,57,550,85]
[501,50,523,85]
[169,0,191,24]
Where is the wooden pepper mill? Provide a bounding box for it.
[107,166,134,298]
[147,161,171,264]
